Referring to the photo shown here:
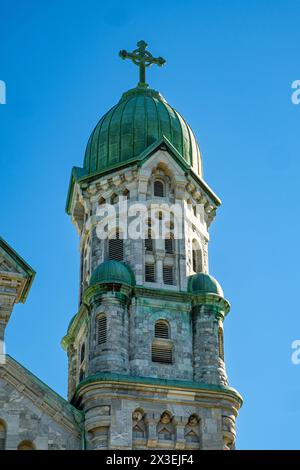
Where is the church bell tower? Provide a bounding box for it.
[62,41,242,450]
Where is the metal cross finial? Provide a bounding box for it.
[119,40,166,88]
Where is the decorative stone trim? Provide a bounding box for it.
[0,355,82,437]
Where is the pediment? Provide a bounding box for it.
[158,426,172,434]
[0,238,35,303]
[186,429,198,437]
[139,136,188,179]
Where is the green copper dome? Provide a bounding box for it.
[84,87,202,177]
[89,260,135,287]
[188,273,224,297]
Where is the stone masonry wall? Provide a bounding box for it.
[129,296,193,381]
[0,377,81,450]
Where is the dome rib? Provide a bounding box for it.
[165,103,183,159]
[152,97,161,143]
[106,104,119,168]
[175,108,185,161]
[118,96,128,164]
[94,112,108,173]
[156,98,172,143]
[145,95,159,147]
[185,121,194,169]
[143,94,148,150]
[120,95,135,161]
[134,95,147,157]
[132,95,139,160]
[175,110,191,166]
[165,100,174,145]
[97,106,116,172]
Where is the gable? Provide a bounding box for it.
[0,238,35,303]
[140,148,187,181]
[0,355,82,447]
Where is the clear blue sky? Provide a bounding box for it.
[1,0,300,450]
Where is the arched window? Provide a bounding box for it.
[155,320,170,339]
[145,228,153,252]
[17,440,35,450]
[192,250,197,272]
[164,232,175,287]
[79,368,85,382]
[145,219,154,252]
[165,235,174,254]
[192,240,202,273]
[80,342,85,364]
[0,420,6,450]
[97,314,107,345]
[218,327,224,361]
[154,180,165,197]
[108,229,123,261]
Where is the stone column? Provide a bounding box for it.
[155,249,165,286]
[145,412,159,448]
[174,416,188,449]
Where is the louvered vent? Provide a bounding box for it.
[145,229,153,252]
[152,343,173,364]
[155,321,170,339]
[165,238,174,254]
[97,315,107,345]
[163,265,174,285]
[108,230,123,261]
[154,180,164,197]
[145,263,155,282]
[145,238,153,251]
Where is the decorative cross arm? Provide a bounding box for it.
[119,40,166,88]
